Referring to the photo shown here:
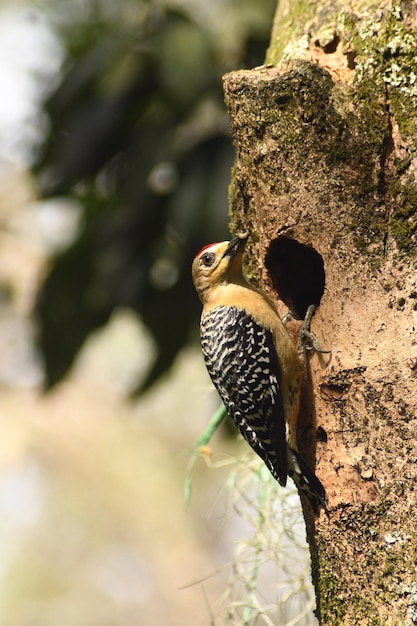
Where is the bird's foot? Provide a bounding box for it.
[298,304,330,361]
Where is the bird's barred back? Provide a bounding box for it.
[200,305,284,469]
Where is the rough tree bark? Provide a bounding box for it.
[223,1,417,624]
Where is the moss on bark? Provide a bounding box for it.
[224,1,417,623]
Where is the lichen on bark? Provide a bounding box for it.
[223,0,417,623]
[265,0,417,254]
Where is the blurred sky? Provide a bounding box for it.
[0,4,63,165]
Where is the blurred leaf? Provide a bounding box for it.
[32,0,276,390]
[36,224,113,386]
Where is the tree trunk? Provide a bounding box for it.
[223,0,417,623]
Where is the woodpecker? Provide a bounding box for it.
[192,232,327,514]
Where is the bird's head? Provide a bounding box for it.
[192,232,249,303]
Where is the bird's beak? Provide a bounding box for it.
[222,232,249,259]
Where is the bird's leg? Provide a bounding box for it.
[298,304,330,362]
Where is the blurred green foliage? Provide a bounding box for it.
[33,0,275,391]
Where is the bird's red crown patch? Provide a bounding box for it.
[195,242,218,258]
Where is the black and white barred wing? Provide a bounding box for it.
[200,305,288,486]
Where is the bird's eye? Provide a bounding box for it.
[201,252,215,267]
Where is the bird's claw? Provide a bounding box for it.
[298,304,330,359]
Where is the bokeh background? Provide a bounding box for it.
[0,0,317,623]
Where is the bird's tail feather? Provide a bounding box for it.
[288,448,328,516]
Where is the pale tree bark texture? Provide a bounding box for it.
[223,1,417,624]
